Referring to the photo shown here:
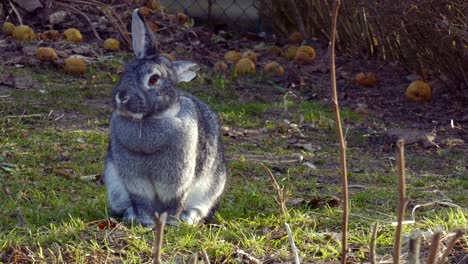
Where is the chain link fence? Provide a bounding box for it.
[160,0,260,31]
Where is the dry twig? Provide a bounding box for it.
[393,139,406,264]
[438,230,464,264]
[427,230,442,264]
[8,0,22,25]
[260,163,300,264]
[188,253,198,264]
[201,248,210,264]
[408,230,421,264]
[153,212,167,264]
[369,222,379,264]
[329,1,348,263]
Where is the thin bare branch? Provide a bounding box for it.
[201,248,210,264]
[260,163,287,217]
[408,230,421,264]
[260,163,299,264]
[427,230,443,264]
[393,139,406,264]
[8,0,22,25]
[153,212,167,264]
[438,230,464,264]
[285,223,300,264]
[369,222,379,264]
[329,1,348,263]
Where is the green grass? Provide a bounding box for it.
[0,61,466,263]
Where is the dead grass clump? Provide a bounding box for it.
[257,0,468,95]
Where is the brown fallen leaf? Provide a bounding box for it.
[308,196,341,209]
[96,218,118,230]
[270,230,287,240]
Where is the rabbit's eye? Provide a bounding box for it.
[148,74,159,85]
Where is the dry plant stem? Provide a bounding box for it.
[438,230,464,264]
[285,222,300,264]
[427,230,442,264]
[201,248,210,264]
[153,212,167,264]
[329,1,348,263]
[369,222,379,264]
[260,163,286,216]
[408,230,421,264]
[188,253,198,264]
[260,163,299,264]
[393,139,406,264]
[8,0,22,25]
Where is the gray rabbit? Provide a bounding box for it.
[104,9,227,227]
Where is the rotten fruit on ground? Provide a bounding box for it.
[285,45,298,60]
[288,31,304,44]
[37,30,60,41]
[294,51,314,65]
[264,62,284,75]
[224,50,241,63]
[2,22,15,36]
[161,52,175,61]
[64,57,86,75]
[103,38,120,51]
[214,61,228,72]
[12,25,35,41]
[297,45,316,60]
[63,28,83,43]
[36,47,58,61]
[235,58,256,75]
[354,72,378,87]
[405,80,431,102]
[242,50,257,64]
[177,12,189,25]
[267,46,283,57]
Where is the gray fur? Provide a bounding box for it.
[104,9,226,227]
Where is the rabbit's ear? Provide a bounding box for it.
[132,9,158,58]
[173,61,200,83]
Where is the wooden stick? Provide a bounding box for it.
[408,230,421,264]
[329,1,348,263]
[153,212,167,264]
[427,230,442,264]
[369,222,379,264]
[438,230,464,264]
[393,139,406,264]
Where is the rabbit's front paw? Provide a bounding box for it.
[163,210,201,226]
[123,207,156,228]
[180,209,203,225]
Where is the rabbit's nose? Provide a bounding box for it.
[117,91,130,104]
